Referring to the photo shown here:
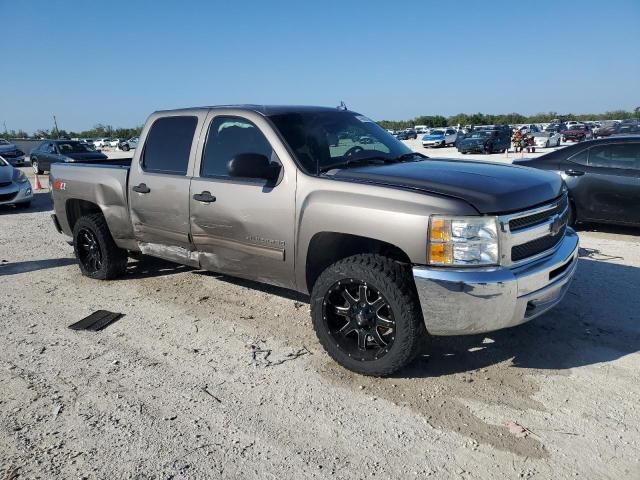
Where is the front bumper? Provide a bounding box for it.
[422,139,444,147]
[412,228,579,335]
[457,143,485,153]
[0,181,33,205]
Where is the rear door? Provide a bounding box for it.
[189,111,296,288]
[578,142,640,224]
[128,112,206,253]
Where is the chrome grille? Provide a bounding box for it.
[499,193,569,266]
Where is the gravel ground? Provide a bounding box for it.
[1,153,639,479]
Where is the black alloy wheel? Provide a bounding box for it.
[322,279,396,362]
[77,227,104,274]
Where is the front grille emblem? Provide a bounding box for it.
[549,214,563,236]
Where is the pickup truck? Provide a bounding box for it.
[50,105,579,376]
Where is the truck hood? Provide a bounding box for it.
[423,134,445,140]
[330,159,563,214]
[0,144,18,152]
[562,129,585,135]
[65,152,109,161]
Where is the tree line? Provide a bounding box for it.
[377,109,640,130]
[1,123,143,140]
[2,108,638,140]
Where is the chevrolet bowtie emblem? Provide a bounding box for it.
[549,214,563,236]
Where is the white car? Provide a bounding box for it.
[532,131,562,148]
[421,128,458,147]
[108,138,124,148]
[92,138,111,149]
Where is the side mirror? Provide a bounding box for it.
[228,153,280,181]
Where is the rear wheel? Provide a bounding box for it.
[122,144,130,151]
[31,158,43,175]
[568,202,577,227]
[311,254,425,376]
[73,213,128,280]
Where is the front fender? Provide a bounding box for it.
[294,177,477,292]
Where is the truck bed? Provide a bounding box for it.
[50,160,136,249]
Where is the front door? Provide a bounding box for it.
[189,112,296,289]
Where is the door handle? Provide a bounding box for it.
[132,183,151,193]
[193,191,216,203]
[564,169,585,177]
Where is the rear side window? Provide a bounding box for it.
[201,116,275,178]
[609,144,640,170]
[142,116,197,175]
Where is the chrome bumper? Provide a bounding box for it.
[412,228,579,335]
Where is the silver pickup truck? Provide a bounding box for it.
[50,106,579,376]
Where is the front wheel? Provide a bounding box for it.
[122,144,130,151]
[73,213,128,280]
[311,254,425,376]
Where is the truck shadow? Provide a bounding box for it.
[400,254,640,378]
[0,257,77,276]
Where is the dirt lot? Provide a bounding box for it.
[1,155,639,479]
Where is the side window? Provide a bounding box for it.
[567,148,588,165]
[607,144,640,170]
[588,145,611,168]
[142,116,197,175]
[201,116,275,178]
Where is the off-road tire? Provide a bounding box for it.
[311,254,426,376]
[73,213,128,280]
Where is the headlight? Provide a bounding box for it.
[428,216,499,266]
[13,170,28,183]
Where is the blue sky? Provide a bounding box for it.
[2,0,639,132]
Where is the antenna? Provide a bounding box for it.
[53,115,60,137]
[337,101,348,111]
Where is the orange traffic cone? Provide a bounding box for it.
[34,173,44,190]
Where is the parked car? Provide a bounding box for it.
[456,129,510,154]
[396,130,417,140]
[612,122,640,137]
[118,137,139,151]
[514,136,640,226]
[0,139,26,167]
[562,125,593,142]
[532,131,562,148]
[422,128,457,147]
[30,140,109,174]
[92,138,111,149]
[544,124,565,133]
[0,154,33,208]
[518,124,539,134]
[49,105,577,376]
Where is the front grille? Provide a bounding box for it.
[511,224,566,261]
[0,181,12,188]
[509,195,568,231]
[0,191,18,202]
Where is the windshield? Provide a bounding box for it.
[56,142,94,153]
[269,111,414,173]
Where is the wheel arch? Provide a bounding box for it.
[305,232,412,294]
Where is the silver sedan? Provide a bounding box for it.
[0,155,33,209]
